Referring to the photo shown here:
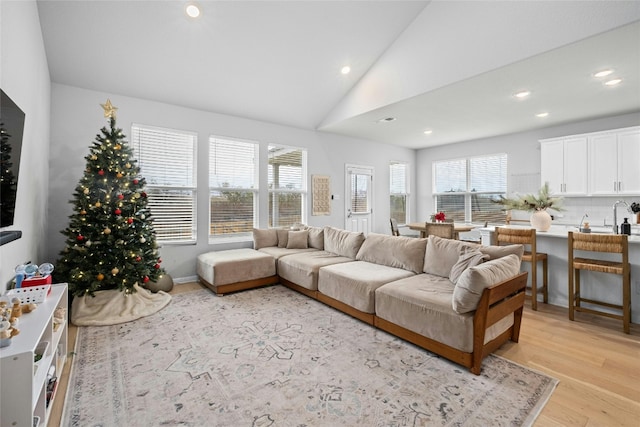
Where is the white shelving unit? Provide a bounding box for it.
[1,283,68,427]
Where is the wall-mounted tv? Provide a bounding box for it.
[1,89,25,245]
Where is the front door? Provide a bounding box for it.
[345,164,373,235]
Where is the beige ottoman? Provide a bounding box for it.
[197,248,278,295]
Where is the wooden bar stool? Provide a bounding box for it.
[494,227,548,310]
[568,231,631,334]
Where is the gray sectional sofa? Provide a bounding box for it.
[198,225,527,375]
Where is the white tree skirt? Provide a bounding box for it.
[71,283,171,326]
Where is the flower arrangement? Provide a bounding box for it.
[434,212,446,222]
[497,182,565,212]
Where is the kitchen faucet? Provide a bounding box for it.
[612,200,630,234]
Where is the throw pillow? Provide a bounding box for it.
[323,226,365,259]
[306,226,324,250]
[452,254,521,314]
[448,249,489,284]
[355,233,427,273]
[286,230,309,249]
[480,244,524,260]
[253,228,278,250]
[277,229,289,248]
[423,236,476,277]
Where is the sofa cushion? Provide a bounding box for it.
[423,236,476,277]
[323,226,365,259]
[257,246,318,261]
[253,228,278,249]
[318,261,414,313]
[277,229,289,248]
[479,244,524,261]
[305,226,324,250]
[286,230,309,249]
[197,248,276,286]
[355,233,427,273]
[375,274,514,353]
[278,251,353,291]
[452,254,521,314]
[448,249,489,284]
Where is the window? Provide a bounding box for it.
[433,154,507,223]
[390,162,409,224]
[268,144,306,228]
[132,124,197,243]
[209,136,258,238]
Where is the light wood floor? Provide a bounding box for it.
[51,282,639,426]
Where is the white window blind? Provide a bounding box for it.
[209,136,258,238]
[268,144,306,228]
[132,124,197,243]
[433,154,507,223]
[390,162,409,224]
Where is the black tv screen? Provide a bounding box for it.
[1,89,25,230]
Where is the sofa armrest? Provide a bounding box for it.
[471,271,528,374]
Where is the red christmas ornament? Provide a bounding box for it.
[136,256,142,262]
[117,194,124,200]
[98,169,105,176]
[154,263,160,269]
[143,276,150,283]
[133,179,139,185]
[114,208,122,215]
[127,218,133,224]
[76,235,84,241]
[158,258,162,263]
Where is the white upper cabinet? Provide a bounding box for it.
[589,127,640,195]
[540,136,588,195]
[542,126,640,197]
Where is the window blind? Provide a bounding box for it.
[209,136,258,237]
[132,124,196,243]
[390,162,408,224]
[433,154,507,223]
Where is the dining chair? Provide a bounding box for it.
[424,222,455,239]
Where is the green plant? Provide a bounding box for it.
[497,182,565,212]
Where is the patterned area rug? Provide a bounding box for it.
[62,285,557,426]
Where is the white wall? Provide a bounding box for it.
[0,1,51,293]
[46,84,417,281]
[416,112,640,223]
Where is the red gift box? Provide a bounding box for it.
[21,275,53,294]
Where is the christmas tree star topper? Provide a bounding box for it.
[101,99,118,119]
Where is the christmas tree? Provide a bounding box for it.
[57,100,164,297]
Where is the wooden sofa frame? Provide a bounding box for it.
[283,271,528,375]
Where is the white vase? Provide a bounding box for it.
[530,210,552,232]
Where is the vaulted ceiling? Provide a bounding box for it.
[37,1,640,149]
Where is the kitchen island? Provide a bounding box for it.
[480,224,640,325]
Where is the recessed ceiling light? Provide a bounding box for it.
[513,90,531,99]
[593,69,614,78]
[341,66,351,75]
[536,112,549,118]
[376,117,397,123]
[423,129,433,135]
[604,78,622,86]
[185,3,201,18]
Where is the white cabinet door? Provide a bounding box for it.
[563,137,588,195]
[540,139,564,194]
[618,129,640,194]
[589,133,618,195]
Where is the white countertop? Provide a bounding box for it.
[479,224,640,244]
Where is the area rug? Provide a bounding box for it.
[62,285,557,426]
